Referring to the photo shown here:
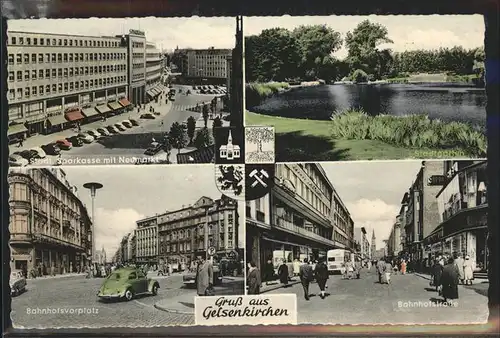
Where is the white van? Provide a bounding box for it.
[327,249,347,274]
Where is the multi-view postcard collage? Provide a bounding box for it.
[4,13,490,330]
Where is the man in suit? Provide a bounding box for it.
[299,258,314,301]
[196,256,214,296]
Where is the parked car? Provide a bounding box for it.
[78,133,94,143]
[9,154,29,167]
[121,120,133,128]
[97,128,111,136]
[129,119,139,126]
[140,113,155,120]
[66,136,83,147]
[15,149,38,163]
[182,263,222,287]
[41,143,61,156]
[56,139,72,150]
[97,267,159,302]
[144,142,163,156]
[30,147,47,159]
[114,123,127,132]
[106,125,120,134]
[10,270,27,296]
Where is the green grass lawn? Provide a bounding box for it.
[245,112,468,161]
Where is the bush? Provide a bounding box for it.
[245,82,290,107]
[329,110,486,157]
[352,69,368,84]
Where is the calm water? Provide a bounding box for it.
[249,83,487,126]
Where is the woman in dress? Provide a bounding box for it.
[463,255,474,285]
[277,259,289,288]
[400,259,407,275]
[264,258,275,285]
[431,259,444,293]
[247,261,261,295]
[383,259,393,284]
[440,257,459,303]
[315,259,329,299]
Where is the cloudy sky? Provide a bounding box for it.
[322,161,422,249]
[8,17,236,51]
[61,165,244,259]
[245,15,484,59]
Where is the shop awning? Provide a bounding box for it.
[108,101,123,111]
[49,115,68,126]
[146,90,155,97]
[119,98,131,107]
[82,107,99,117]
[65,109,85,122]
[95,104,111,114]
[153,87,162,95]
[8,124,28,136]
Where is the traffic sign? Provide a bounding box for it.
[228,250,238,260]
[207,246,216,256]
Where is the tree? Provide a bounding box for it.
[202,105,209,127]
[246,128,274,152]
[212,116,223,140]
[186,116,196,144]
[194,127,212,149]
[352,69,368,83]
[163,135,173,163]
[168,122,188,154]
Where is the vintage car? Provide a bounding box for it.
[106,125,120,134]
[144,142,163,156]
[14,150,38,163]
[78,133,95,143]
[56,139,72,150]
[41,143,61,156]
[97,267,159,301]
[30,147,47,159]
[121,120,133,128]
[9,154,29,167]
[66,136,83,147]
[114,123,127,132]
[10,270,27,296]
[182,262,222,287]
[97,128,111,136]
[129,119,140,126]
[140,113,156,120]
[87,130,104,139]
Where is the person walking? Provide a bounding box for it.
[431,259,444,293]
[195,257,214,296]
[376,258,385,283]
[441,257,459,303]
[293,259,300,277]
[247,261,261,295]
[315,258,329,299]
[18,137,24,147]
[383,259,393,284]
[454,253,465,285]
[277,259,289,288]
[299,258,314,301]
[400,259,407,275]
[264,258,275,285]
[463,255,474,285]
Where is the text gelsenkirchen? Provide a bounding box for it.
[195,295,297,326]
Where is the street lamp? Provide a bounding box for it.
[83,182,103,265]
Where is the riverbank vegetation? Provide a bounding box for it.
[246,82,290,105]
[246,111,486,160]
[245,20,485,86]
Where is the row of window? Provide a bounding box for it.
[9,77,127,100]
[8,52,127,66]
[10,35,122,48]
[9,65,127,83]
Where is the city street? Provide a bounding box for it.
[13,85,226,166]
[11,272,244,328]
[265,267,488,325]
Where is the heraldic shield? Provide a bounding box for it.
[214,164,246,201]
[245,164,275,201]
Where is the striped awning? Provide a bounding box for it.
[49,115,68,126]
[65,109,85,122]
[95,104,111,114]
[108,101,123,111]
[82,107,99,117]
[146,90,155,97]
[7,124,28,136]
[119,98,132,107]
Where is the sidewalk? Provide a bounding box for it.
[28,272,86,280]
[9,96,173,155]
[413,271,488,285]
[259,276,302,294]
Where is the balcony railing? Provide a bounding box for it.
[272,215,335,246]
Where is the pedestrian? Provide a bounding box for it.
[50,263,55,276]
[18,137,24,147]
[264,257,275,285]
[383,259,392,284]
[178,262,181,273]
[354,259,361,279]
[21,264,27,279]
[246,261,261,295]
[315,258,329,299]
[401,259,407,275]
[453,253,465,284]
[277,259,289,288]
[195,257,214,297]
[431,259,444,293]
[463,255,474,285]
[293,258,300,277]
[377,258,385,283]
[440,257,459,303]
[299,258,314,301]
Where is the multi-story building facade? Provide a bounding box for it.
[354,227,370,260]
[246,163,355,272]
[124,29,146,105]
[401,161,444,261]
[7,31,131,140]
[135,216,158,265]
[156,196,240,266]
[127,231,136,263]
[371,230,376,260]
[423,160,488,273]
[145,42,165,100]
[8,168,92,274]
[95,246,107,265]
[185,48,232,85]
[387,217,403,257]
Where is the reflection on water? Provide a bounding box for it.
[249,84,486,126]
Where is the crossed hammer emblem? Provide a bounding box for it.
[249,169,269,188]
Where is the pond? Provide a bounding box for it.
[248,83,487,126]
